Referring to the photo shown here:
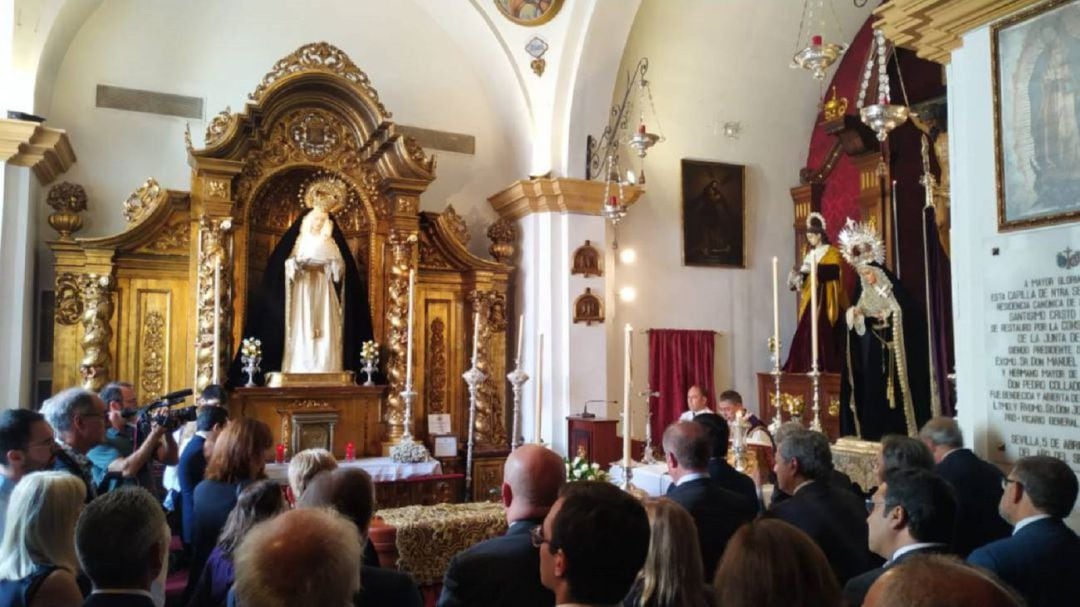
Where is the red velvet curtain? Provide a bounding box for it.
[648,329,716,443]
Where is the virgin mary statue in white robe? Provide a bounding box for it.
[281,208,345,373]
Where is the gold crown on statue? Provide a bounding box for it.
[302,176,348,214]
[822,86,849,122]
[838,217,885,268]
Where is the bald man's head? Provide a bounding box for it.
[502,444,566,522]
[864,554,1022,607]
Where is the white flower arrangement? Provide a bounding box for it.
[241,337,262,359]
[565,456,609,482]
[360,340,379,361]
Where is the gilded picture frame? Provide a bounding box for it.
[681,159,746,268]
[494,0,563,27]
[993,0,1080,231]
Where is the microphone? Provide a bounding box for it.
[160,388,194,403]
[582,399,618,419]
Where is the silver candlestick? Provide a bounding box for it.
[463,364,486,500]
[638,389,660,465]
[767,336,784,434]
[507,365,529,450]
[390,386,432,463]
[808,364,823,432]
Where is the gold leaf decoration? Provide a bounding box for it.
[140,311,166,401]
[123,178,166,224]
[249,42,390,118]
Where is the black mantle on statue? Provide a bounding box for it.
[228,209,376,387]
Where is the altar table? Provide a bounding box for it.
[370,502,507,585]
[609,462,673,496]
[264,456,442,484]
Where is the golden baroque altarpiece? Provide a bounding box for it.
[48,43,514,461]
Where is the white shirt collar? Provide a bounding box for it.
[675,472,709,486]
[794,479,815,494]
[890,542,945,563]
[1012,514,1052,535]
[195,430,211,439]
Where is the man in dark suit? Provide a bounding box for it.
[968,455,1080,607]
[299,468,423,607]
[692,412,759,506]
[844,468,957,606]
[438,444,565,607]
[664,421,757,576]
[919,416,1012,556]
[768,428,876,585]
[75,487,167,607]
[177,401,228,548]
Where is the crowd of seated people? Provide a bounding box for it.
[2,380,1079,607]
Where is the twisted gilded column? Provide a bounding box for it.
[78,274,114,391]
[467,289,509,449]
[385,231,417,442]
[194,216,234,391]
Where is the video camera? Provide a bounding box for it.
[124,389,198,441]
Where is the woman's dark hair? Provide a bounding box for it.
[217,479,286,556]
[714,518,841,607]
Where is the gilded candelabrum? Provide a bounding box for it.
[639,389,660,465]
[808,363,823,432]
[506,365,529,450]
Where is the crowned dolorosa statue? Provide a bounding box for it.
[837,219,931,440]
[230,176,375,387]
[782,212,850,373]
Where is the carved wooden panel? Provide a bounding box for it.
[471,454,507,502]
[418,293,463,441]
[114,280,190,401]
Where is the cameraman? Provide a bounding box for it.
[87,381,179,494]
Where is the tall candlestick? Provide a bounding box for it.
[772,256,780,353]
[515,314,524,367]
[471,311,481,367]
[405,270,415,388]
[810,254,819,369]
[213,263,221,384]
[623,324,633,471]
[535,333,544,443]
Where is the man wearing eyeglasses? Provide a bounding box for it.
[0,409,59,536]
[843,468,957,607]
[42,387,109,502]
[438,444,566,607]
[968,455,1080,607]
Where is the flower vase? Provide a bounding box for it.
[242,356,260,387]
[361,358,377,386]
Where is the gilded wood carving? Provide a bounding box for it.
[123,178,166,224]
[140,311,166,401]
[427,317,448,414]
[469,289,508,448]
[78,274,114,391]
[55,273,82,325]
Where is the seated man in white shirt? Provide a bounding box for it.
[678,385,715,421]
[844,468,958,606]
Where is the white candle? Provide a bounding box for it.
[405,270,415,388]
[471,310,481,367]
[623,323,633,470]
[515,314,524,367]
[772,256,780,353]
[535,333,544,443]
[810,254,819,369]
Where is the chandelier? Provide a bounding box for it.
[587,57,664,232]
[858,29,912,142]
[790,0,848,80]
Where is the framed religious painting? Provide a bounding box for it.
[994,0,1080,231]
[494,0,563,26]
[681,159,746,267]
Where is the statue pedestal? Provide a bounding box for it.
[265,371,355,387]
[756,371,842,440]
[231,384,384,457]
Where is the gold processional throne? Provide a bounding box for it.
[48,43,515,500]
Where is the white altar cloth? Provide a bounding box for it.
[265,457,442,484]
[609,462,673,496]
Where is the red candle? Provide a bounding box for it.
[812,35,822,46]
[345,441,356,462]
[637,122,646,134]
[275,444,285,464]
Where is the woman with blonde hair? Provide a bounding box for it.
[0,471,87,607]
[713,518,841,607]
[286,447,337,503]
[187,418,273,598]
[623,498,715,607]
